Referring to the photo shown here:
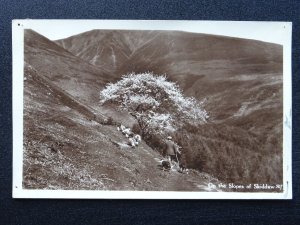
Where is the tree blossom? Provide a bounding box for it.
[100,72,208,136]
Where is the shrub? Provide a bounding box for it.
[144,134,166,155]
[132,123,142,135]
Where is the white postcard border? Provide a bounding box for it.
[12,20,292,199]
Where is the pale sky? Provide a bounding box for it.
[15,20,291,45]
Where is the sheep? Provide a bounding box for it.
[118,125,131,136]
[134,134,141,142]
[117,125,125,131]
[128,137,136,148]
[122,128,133,137]
[131,134,141,146]
[117,125,141,148]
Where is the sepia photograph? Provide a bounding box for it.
[13,20,292,199]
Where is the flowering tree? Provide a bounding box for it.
[100,72,208,137]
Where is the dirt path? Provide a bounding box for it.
[157,165,221,192]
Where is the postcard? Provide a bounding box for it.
[12,20,292,199]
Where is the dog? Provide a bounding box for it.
[154,158,172,171]
[161,160,171,170]
[178,163,187,173]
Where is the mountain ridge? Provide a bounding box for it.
[55,29,282,77]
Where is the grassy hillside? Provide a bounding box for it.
[23,64,221,191]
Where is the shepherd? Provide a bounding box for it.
[163,136,181,166]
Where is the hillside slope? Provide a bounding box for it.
[23,64,221,191]
[25,29,118,110]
